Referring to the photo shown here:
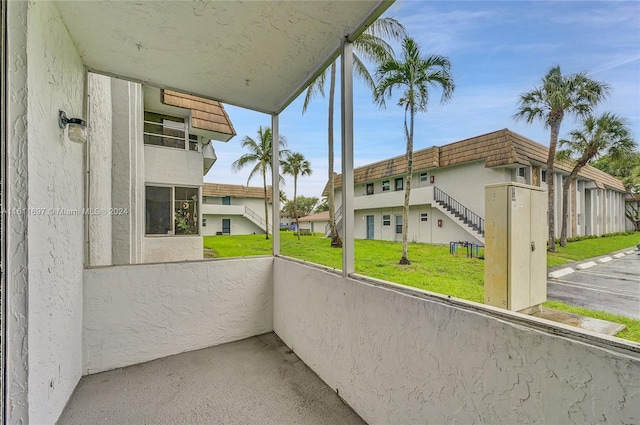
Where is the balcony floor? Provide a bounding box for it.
[58,333,365,425]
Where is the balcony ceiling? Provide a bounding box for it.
[54,0,392,114]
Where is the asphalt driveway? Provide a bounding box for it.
[548,249,640,319]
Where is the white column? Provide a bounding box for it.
[341,38,354,276]
[271,113,280,256]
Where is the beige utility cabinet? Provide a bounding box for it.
[484,182,547,312]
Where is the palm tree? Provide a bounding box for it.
[556,113,635,246]
[514,65,609,251]
[374,37,454,265]
[282,152,312,240]
[303,17,406,248]
[232,126,288,240]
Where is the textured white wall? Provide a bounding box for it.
[83,257,274,374]
[88,73,113,266]
[274,258,640,425]
[111,78,144,265]
[145,145,202,186]
[6,1,30,422]
[25,2,86,423]
[144,236,204,263]
[202,215,266,236]
[353,205,482,245]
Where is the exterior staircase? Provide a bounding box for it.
[243,206,267,233]
[433,186,485,243]
[324,205,342,238]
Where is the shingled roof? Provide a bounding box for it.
[203,183,273,202]
[325,129,626,195]
[162,90,236,141]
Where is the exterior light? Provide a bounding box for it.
[58,110,87,143]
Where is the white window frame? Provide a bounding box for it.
[366,183,374,195]
[382,214,391,226]
[395,177,403,191]
[145,184,200,236]
[382,180,390,192]
[143,111,200,152]
[420,172,428,182]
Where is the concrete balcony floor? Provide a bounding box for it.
[58,333,365,425]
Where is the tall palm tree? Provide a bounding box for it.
[303,17,406,248]
[374,37,454,265]
[556,113,635,246]
[232,126,288,240]
[282,152,312,240]
[514,65,609,251]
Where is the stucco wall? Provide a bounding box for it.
[273,258,640,425]
[83,257,274,374]
[202,215,266,236]
[145,145,202,186]
[111,78,144,265]
[88,73,113,266]
[25,2,86,423]
[144,236,204,263]
[353,205,482,245]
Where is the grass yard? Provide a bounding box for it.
[203,231,640,342]
[547,232,640,267]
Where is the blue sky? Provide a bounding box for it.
[206,1,640,199]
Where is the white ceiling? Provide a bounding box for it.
[55,0,392,114]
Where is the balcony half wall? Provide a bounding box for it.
[273,257,639,424]
[355,185,434,210]
[83,257,274,374]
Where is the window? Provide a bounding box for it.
[420,213,428,222]
[366,183,374,195]
[145,185,199,235]
[383,214,391,226]
[222,196,231,205]
[382,180,390,191]
[542,170,547,183]
[143,111,198,151]
[420,172,428,182]
[395,215,403,234]
[146,186,172,235]
[518,167,526,178]
[395,177,404,191]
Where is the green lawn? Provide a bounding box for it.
[203,231,640,342]
[547,233,640,267]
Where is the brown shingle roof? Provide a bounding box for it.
[162,90,236,140]
[203,183,272,202]
[298,211,330,222]
[325,129,626,195]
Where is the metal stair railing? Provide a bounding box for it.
[324,205,343,235]
[433,186,485,236]
[244,206,266,229]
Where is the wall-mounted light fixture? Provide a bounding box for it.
[58,110,87,143]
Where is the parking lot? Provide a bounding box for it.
[548,250,640,319]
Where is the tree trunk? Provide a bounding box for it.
[560,178,572,247]
[560,155,591,246]
[327,61,342,248]
[547,120,561,252]
[400,107,414,265]
[294,175,300,240]
[263,170,269,240]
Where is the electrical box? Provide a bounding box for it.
[484,182,547,312]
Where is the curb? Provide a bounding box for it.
[547,247,637,279]
[548,268,574,279]
[576,261,597,270]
